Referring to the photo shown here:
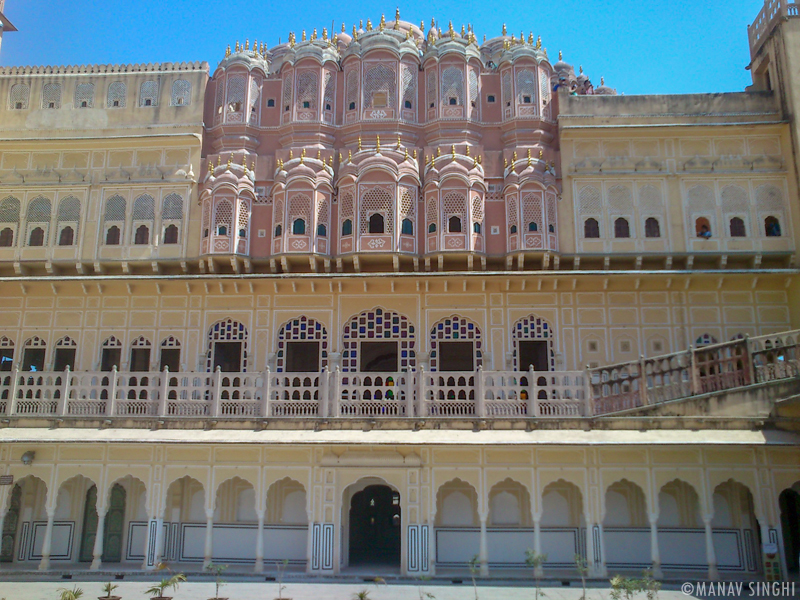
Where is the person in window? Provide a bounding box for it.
[766,219,782,237]
[698,224,712,239]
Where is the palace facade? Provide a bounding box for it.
[0,4,798,581]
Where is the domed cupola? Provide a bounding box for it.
[200,154,256,256]
[594,76,617,96]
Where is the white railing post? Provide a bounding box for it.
[59,366,71,416]
[332,367,341,418]
[528,366,537,417]
[475,366,485,417]
[418,366,427,417]
[8,367,20,415]
[638,355,649,406]
[158,366,169,416]
[584,365,594,417]
[688,346,699,396]
[261,367,271,418]
[320,367,329,418]
[405,370,414,417]
[212,366,222,417]
[108,366,119,417]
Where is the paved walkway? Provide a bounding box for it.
[0,580,796,600]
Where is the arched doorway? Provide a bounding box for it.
[779,487,800,574]
[348,484,400,566]
[79,483,126,563]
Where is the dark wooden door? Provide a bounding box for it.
[349,485,401,565]
[79,485,98,562]
[102,484,126,562]
[0,484,21,561]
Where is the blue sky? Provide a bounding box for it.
[1,1,762,95]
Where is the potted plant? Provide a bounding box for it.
[275,559,290,600]
[143,574,186,600]
[58,588,84,600]
[98,583,121,600]
[204,562,228,600]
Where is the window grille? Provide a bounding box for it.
[578,186,601,214]
[515,69,536,106]
[161,193,183,220]
[506,194,518,229]
[340,191,354,219]
[645,217,661,238]
[296,71,318,111]
[341,307,415,372]
[614,217,631,238]
[139,80,159,107]
[238,199,249,236]
[131,336,151,348]
[607,185,633,215]
[317,198,329,227]
[584,218,600,238]
[546,194,557,233]
[400,187,415,217]
[755,184,784,211]
[214,81,224,123]
[512,314,555,371]
[401,63,416,110]
[24,336,47,348]
[442,191,467,225]
[501,70,512,106]
[171,79,191,106]
[105,195,126,221]
[363,64,396,109]
[27,197,51,222]
[426,69,437,106]
[227,75,245,112]
[695,333,718,346]
[471,195,484,228]
[429,315,482,371]
[202,199,211,233]
[323,71,334,110]
[282,73,293,110]
[134,224,150,245]
[214,200,233,230]
[55,336,77,348]
[276,316,328,372]
[288,194,312,226]
[273,198,284,235]
[42,83,61,109]
[0,196,20,223]
[468,68,479,117]
[638,184,662,214]
[206,319,248,372]
[75,83,94,108]
[161,336,181,348]
[522,193,543,232]
[540,71,550,104]
[729,217,746,237]
[426,195,437,229]
[359,188,394,234]
[9,83,29,109]
[57,197,80,239]
[441,67,464,106]
[720,185,748,213]
[687,185,715,211]
[107,82,126,108]
[346,70,358,110]
[132,194,155,220]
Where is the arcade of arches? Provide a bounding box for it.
[0,442,797,577]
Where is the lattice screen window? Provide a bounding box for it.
[171,79,191,106]
[346,70,358,110]
[686,184,716,232]
[515,69,536,106]
[132,194,155,221]
[442,192,467,228]
[322,71,334,111]
[287,194,312,229]
[317,198,329,227]
[471,195,484,230]
[102,336,121,348]
[55,336,76,349]
[27,197,51,223]
[340,190,354,219]
[695,333,718,346]
[400,187,416,217]
[359,187,394,233]
[721,184,749,226]
[363,64,396,109]
[57,196,81,237]
[273,197,284,236]
[161,193,183,220]
[578,186,601,214]
[0,196,20,223]
[502,70,512,107]
[755,184,784,211]
[506,194,518,230]
[42,83,61,109]
[161,336,181,348]
[139,80,159,107]
[638,184,663,215]
[131,336,152,348]
[468,68,479,117]
[512,315,555,371]
[296,71,318,111]
[206,319,248,372]
[237,199,249,237]
[10,83,29,109]
[522,193,543,232]
[282,73,293,111]
[226,75,246,113]
[341,307,416,372]
[202,199,211,236]
[441,67,464,106]
[426,195,437,231]
[426,69,437,107]
[546,194,557,233]
[104,195,126,221]
[248,78,261,121]
[214,200,233,234]
[75,83,94,108]
[24,336,46,348]
[540,71,550,104]
[401,63,416,110]
[276,316,328,372]
[107,82,126,108]
[214,81,225,123]
[429,315,482,371]
[607,185,633,216]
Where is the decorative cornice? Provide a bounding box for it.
[0,62,209,77]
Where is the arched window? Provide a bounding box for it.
[218,225,227,236]
[584,218,600,238]
[134,225,149,245]
[0,227,13,247]
[42,83,61,109]
[28,227,44,246]
[105,225,120,245]
[644,217,660,238]
[428,223,436,233]
[341,219,352,236]
[163,224,179,244]
[58,226,74,246]
[107,82,126,108]
[510,224,517,234]
[729,217,746,237]
[368,213,385,234]
[614,218,630,238]
[765,216,782,237]
[292,218,306,235]
[317,223,327,237]
[171,80,191,106]
[140,80,159,107]
[401,218,414,235]
[528,222,538,232]
[75,83,94,108]
[473,222,481,234]
[695,217,712,238]
[9,83,29,110]
[274,224,282,237]
[448,216,462,233]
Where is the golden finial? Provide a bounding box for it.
[331,34,337,46]
[380,14,386,31]
[436,147,441,157]
[539,149,543,159]
[396,134,402,150]
[358,136,362,151]
[502,23,507,36]
[227,155,232,170]
[503,40,509,51]
[473,156,478,168]
[601,77,605,85]
[559,50,563,61]
[339,152,344,163]
[404,148,409,161]
[317,149,321,160]
[348,150,352,162]
[235,41,240,52]
[543,48,548,59]
[367,18,373,31]
[353,25,357,40]
[429,153,435,167]
[243,153,248,168]
[278,159,283,170]
[208,160,214,175]
[253,39,258,52]
[225,45,231,57]
[289,150,294,160]
[536,36,541,49]
[312,28,317,41]
[511,34,515,43]
[483,34,486,42]
[465,145,470,156]
[300,154,304,166]
[431,17,436,30]
[528,32,534,45]
[527,148,532,166]
[302,30,307,41]
[251,160,256,171]
[323,28,328,41]
[394,7,400,29]
[245,39,249,50]
[451,144,456,158]
[217,155,221,166]
[413,149,417,160]
[428,29,436,45]
[376,135,381,152]
[342,23,346,33]
[477,154,482,164]
[420,20,425,33]
[302,148,306,158]
[461,25,465,37]
[513,151,517,162]
[406,28,412,40]
[579,65,583,74]
[520,31,524,43]
[504,157,508,168]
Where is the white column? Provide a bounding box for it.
[583,515,597,578]
[90,505,108,570]
[142,515,164,570]
[254,510,265,573]
[427,516,437,575]
[38,509,55,571]
[478,514,489,576]
[533,515,543,577]
[305,512,315,573]
[203,508,214,568]
[596,521,608,577]
[703,516,718,580]
[649,515,663,579]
